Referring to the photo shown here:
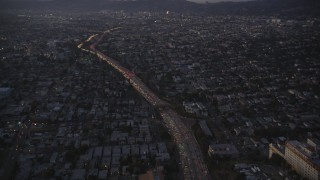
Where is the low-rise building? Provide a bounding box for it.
[208,144,239,158]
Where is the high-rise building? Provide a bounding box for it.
[284,140,320,180]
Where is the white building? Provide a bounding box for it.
[284,140,320,180]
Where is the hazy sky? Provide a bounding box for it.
[187,0,253,4]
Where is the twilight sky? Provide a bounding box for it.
[187,0,254,4]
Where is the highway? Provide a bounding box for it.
[79,28,211,180]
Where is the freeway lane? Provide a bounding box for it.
[79,28,211,180]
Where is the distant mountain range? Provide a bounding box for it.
[1,0,319,16]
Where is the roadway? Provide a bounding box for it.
[79,28,211,180]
